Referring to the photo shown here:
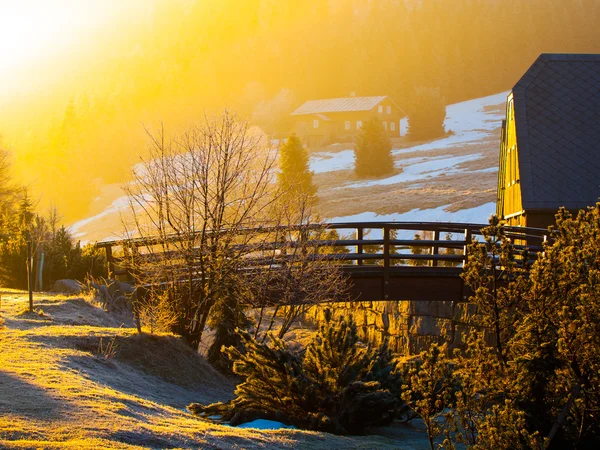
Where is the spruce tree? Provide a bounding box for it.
[410,233,429,267]
[277,134,316,200]
[189,310,399,434]
[441,233,460,268]
[354,117,394,178]
[406,86,447,141]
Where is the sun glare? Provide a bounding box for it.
[0,1,113,79]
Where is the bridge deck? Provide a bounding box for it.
[96,221,549,303]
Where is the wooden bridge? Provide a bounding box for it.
[96,222,549,303]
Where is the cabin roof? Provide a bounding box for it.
[291,96,388,115]
[513,53,600,211]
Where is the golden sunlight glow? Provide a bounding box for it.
[1,2,94,76]
[0,0,599,224]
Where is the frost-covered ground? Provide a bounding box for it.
[0,291,412,449]
[70,92,508,242]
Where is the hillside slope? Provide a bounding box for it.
[313,91,507,222]
[0,292,422,449]
[69,92,507,243]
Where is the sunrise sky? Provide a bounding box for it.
[0,1,150,96]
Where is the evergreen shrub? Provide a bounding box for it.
[189,310,400,434]
[354,117,394,178]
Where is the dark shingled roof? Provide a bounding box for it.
[513,53,600,211]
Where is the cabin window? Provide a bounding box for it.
[378,105,383,113]
[386,105,392,114]
[313,119,319,128]
[390,122,396,131]
[356,120,363,129]
[345,120,351,130]
[383,122,388,130]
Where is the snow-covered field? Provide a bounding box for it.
[70,92,508,242]
[315,91,507,224]
[331,202,496,225]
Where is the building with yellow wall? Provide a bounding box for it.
[497,54,600,228]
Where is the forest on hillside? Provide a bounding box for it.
[1,0,600,222]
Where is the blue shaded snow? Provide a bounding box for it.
[236,419,297,430]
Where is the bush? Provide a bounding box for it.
[138,289,178,334]
[354,117,394,178]
[448,207,600,448]
[406,87,446,141]
[189,311,400,434]
[277,133,316,200]
[402,343,455,449]
[0,188,106,290]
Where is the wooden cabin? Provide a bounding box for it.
[497,53,600,229]
[291,95,406,148]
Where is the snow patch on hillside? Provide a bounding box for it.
[310,149,355,173]
[69,91,507,242]
[343,154,484,189]
[309,91,508,174]
[330,202,495,225]
[70,196,132,238]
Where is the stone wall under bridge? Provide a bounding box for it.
[303,300,491,355]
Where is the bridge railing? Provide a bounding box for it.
[96,221,550,280]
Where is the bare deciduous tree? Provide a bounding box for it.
[123,112,278,357]
[251,195,349,342]
[122,112,349,368]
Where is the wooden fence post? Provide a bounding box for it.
[27,241,33,312]
[105,245,113,279]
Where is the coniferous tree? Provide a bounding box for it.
[189,311,400,434]
[0,189,35,288]
[407,87,447,141]
[449,208,600,448]
[410,233,430,267]
[354,117,394,178]
[277,134,316,201]
[402,343,455,450]
[441,233,460,268]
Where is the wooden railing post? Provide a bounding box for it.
[463,227,472,267]
[356,227,363,266]
[383,226,390,300]
[105,245,114,279]
[431,229,440,267]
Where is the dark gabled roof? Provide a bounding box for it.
[513,53,600,211]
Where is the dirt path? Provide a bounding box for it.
[0,291,427,449]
